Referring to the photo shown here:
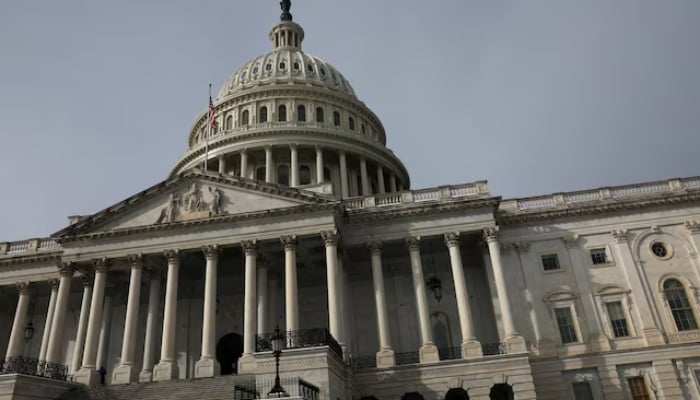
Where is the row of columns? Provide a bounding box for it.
[214,146,401,197]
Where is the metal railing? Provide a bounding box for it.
[394,351,420,366]
[234,377,320,400]
[351,355,377,370]
[1,357,68,381]
[256,328,343,359]
[481,342,507,356]
[438,346,462,361]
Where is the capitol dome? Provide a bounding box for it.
[170,4,409,198]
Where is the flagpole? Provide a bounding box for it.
[204,83,211,172]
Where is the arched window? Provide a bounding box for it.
[277,165,289,186]
[316,107,324,123]
[256,166,266,181]
[278,105,287,122]
[259,106,268,123]
[333,111,341,127]
[241,110,250,126]
[297,105,306,122]
[348,117,355,131]
[445,388,469,400]
[402,393,424,400]
[489,384,514,400]
[225,115,233,130]
[664,279,698,331]
[299,165,311,185]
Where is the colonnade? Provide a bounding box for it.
[3,225,523,385]
[212,145,402,197]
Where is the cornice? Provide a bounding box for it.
[345,197,500,224]
[0,252,62,267]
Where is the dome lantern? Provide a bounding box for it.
[270,0,304,51]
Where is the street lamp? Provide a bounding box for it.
[268,326,288,397]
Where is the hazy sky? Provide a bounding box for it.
[1,0,699,241]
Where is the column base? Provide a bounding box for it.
[418,343,439,364]
[138,370,153,383]
[534,339,558,357]
[461,340,483,358]
[152,360,178,381]
[643,327,666,346]
[237,354,257,374]
[73,367,100,386]
[376,349,395,368]
[589,334,611,353]
[504,335,527,354]
[112,364,137,385]
[194,357,220,378]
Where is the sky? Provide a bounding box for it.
[0,0,699,241]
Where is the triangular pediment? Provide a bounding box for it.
[55,172,332,237]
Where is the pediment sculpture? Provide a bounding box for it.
[155,183,228,224]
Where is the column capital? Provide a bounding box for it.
[127,254,144,269]
[289,143,297,150]
[482,226,499,242]
[611,229,629,243]
[562,234,580,248]
[240,148,247,155]
[315,145,324,152]
[264,145,273,152]
[321,230,339,247]
[367,241,382,254]
[281,235,298,250]
[685,220,700,234]
[202,245,219,260]
[59,262,75,277]
[241,240,257,255]
[91,258,111,273]
[163,249,180,263]
[16,281,32,295]
[511,241,530,253]
[444,232,461,248]
[80,273,94,287]
[48,279,60,291]
[406,236,421,250]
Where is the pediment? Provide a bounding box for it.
[55,172,331,237]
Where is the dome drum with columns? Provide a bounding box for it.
[170,17,409,197]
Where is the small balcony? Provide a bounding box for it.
[256,327,343,359]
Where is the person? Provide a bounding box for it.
[98,366,107,385]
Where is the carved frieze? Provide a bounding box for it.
[155,183,228,224]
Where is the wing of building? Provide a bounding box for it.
[2,4,700,400]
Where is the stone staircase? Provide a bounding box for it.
[56,375,255,400]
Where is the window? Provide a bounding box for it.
[279,61,286,70]
[307,63,314,73]
[241,110,250,126]
[259,106,268,123]
[541,254,561,271]
[348,117,355,131]
[651,242,671,259]
[572,382,594,400]
[299,165,311,185]
[297,105,306,122]
[278,105,287,122]
[606,301,629,337]
[225,115,233,130]
[555,307,578,344]
[266,63,272,72]
[316,107,324,123]
[664,279,698,331]
[590,248,609,265]
[333,111,341,126]
[293,61,300,71]
[277,165,289,186]
[627,377,650,400]
[361,123,366,134]
[255,166,266,181]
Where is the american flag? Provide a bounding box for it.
[209,95,218,129]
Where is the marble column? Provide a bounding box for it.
[70,275,93,375]
[281,236,299,331]
[406,237,439,363]
[444,233,481,358]
[240,149,248,178]
[368,242,395,367]
[38,279,59,365]
[257,262,269,335]
[139,269,162,382]
[45,264,74,366]
[376,166,386,194]
[483,227,526,353]
[75,258,109,386]
[196,246,220,378]
[95,294,113,376]
[359,158,370,196]
[153,250,180,381]
[5,282,32,361]
[239,241,258,372]
[322,231,342,343]
[265,145,274,183]
[389,175,397,193]
[218,155,227,174]
[290,144,299,187]
[113,255,144,384]
[315,146,324,183]
[339,152,349,198]
[336,253,346,349]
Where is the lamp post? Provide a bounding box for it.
[268,326,288,397]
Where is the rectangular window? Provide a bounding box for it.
[555,307,578,344]
[606,301,630,337]
[541,254,561,271]
[628,377,650,400]
[590,248,609,265]
[572,382,595,400]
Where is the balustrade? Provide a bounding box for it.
[1,356,68,381]
[256,328,343,359]
[234,377,320,400]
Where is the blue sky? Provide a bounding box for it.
[1,0,699,240]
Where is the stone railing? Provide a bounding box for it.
[1,238,61,256]
[500,176,700,213]
[344,181,490,211]
[1,357,68,381]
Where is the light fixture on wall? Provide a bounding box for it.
[425,248,443,302]
[23,321,34,342]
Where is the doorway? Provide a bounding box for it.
[216,332,243,375]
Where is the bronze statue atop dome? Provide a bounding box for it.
[280,0,292,21]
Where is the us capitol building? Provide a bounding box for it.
[2,3,700,400]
